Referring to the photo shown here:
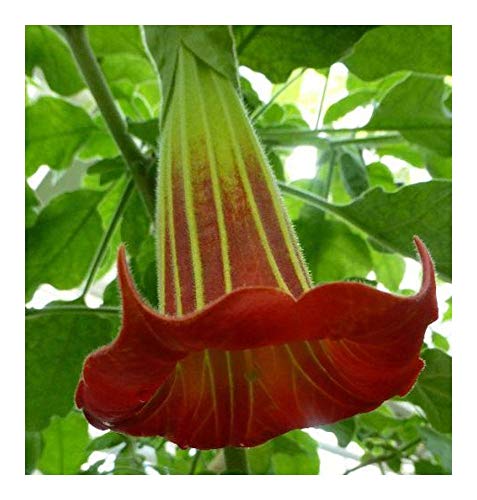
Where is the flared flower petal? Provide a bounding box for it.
[76,30,439,450]
[76,237,437,449]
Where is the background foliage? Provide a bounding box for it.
[25,25,452,475]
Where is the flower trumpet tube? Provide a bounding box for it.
[76,39,438,450]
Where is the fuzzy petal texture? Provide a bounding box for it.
[76,237,437,449]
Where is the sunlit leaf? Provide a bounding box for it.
[38,412,90,475]
[344,26,451,80]
[26,97,96,176]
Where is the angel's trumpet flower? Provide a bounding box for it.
[76,38,438,450]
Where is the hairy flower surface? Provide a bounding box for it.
[76,43,438,449]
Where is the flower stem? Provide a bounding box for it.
[61,25,155,218]
[81,178,135,300]
[251,68,306,123]
[223,447,249,474]
[314,67,330,129]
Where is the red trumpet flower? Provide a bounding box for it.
[76,43,438,450]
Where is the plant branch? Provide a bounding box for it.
[343,438,421,475]
[223,447,249,474]
[26,305,120,317]
[251,68,306,123]
[61,25,155,218]
[81,178,135,300]
[314,67,330,129]
[260,128,402,148]
[189,451,202,475]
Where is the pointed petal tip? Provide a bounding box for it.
[413,235,438,322]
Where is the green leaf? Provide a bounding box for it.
[271,430,319,474]
[87,25,148,58]
[344,26,451,80]
[332,180,452,280]
[376,143,426,169]
[38,412,90,475]
[130,236,158,307]
[323,90,375,125]
[26,183,40,228]
[128,118,159,147]
[26,431,43,474]
[405,349,452,433]
[235,26,372,82]
[366,74,451,157]
[370,248,405,292]
[443,297,452,322]
[121,190,151,257]
[26,26,84,96]
[321,417,356,447]
[425,151,452,179]
[312,220,373,283]
[366,162,396,192]
[87,432,127,452]
[101,52,156,90]
[338,149,369,197]
[26,97,96,176]
[78,115,120,160]
[26,190,104,298]
[414,459,447,475]
[26,312,114,431]
[247,442,273,474]
[87,156,126,185]
[432,331,450,352]
[418,427,452,473]
[102,278,120,306]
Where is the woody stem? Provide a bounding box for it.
[61,25,155,218]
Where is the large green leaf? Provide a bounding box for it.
[26,190,104,298]
[26,97,96,176]
[344,26,451,80]
[235,25,373,82]
[26,312,114,431]
[26,26,84,95]
[366,74,451,157]
[332,180,452,280]
[38,412,90,474]
[405,349,452,434]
